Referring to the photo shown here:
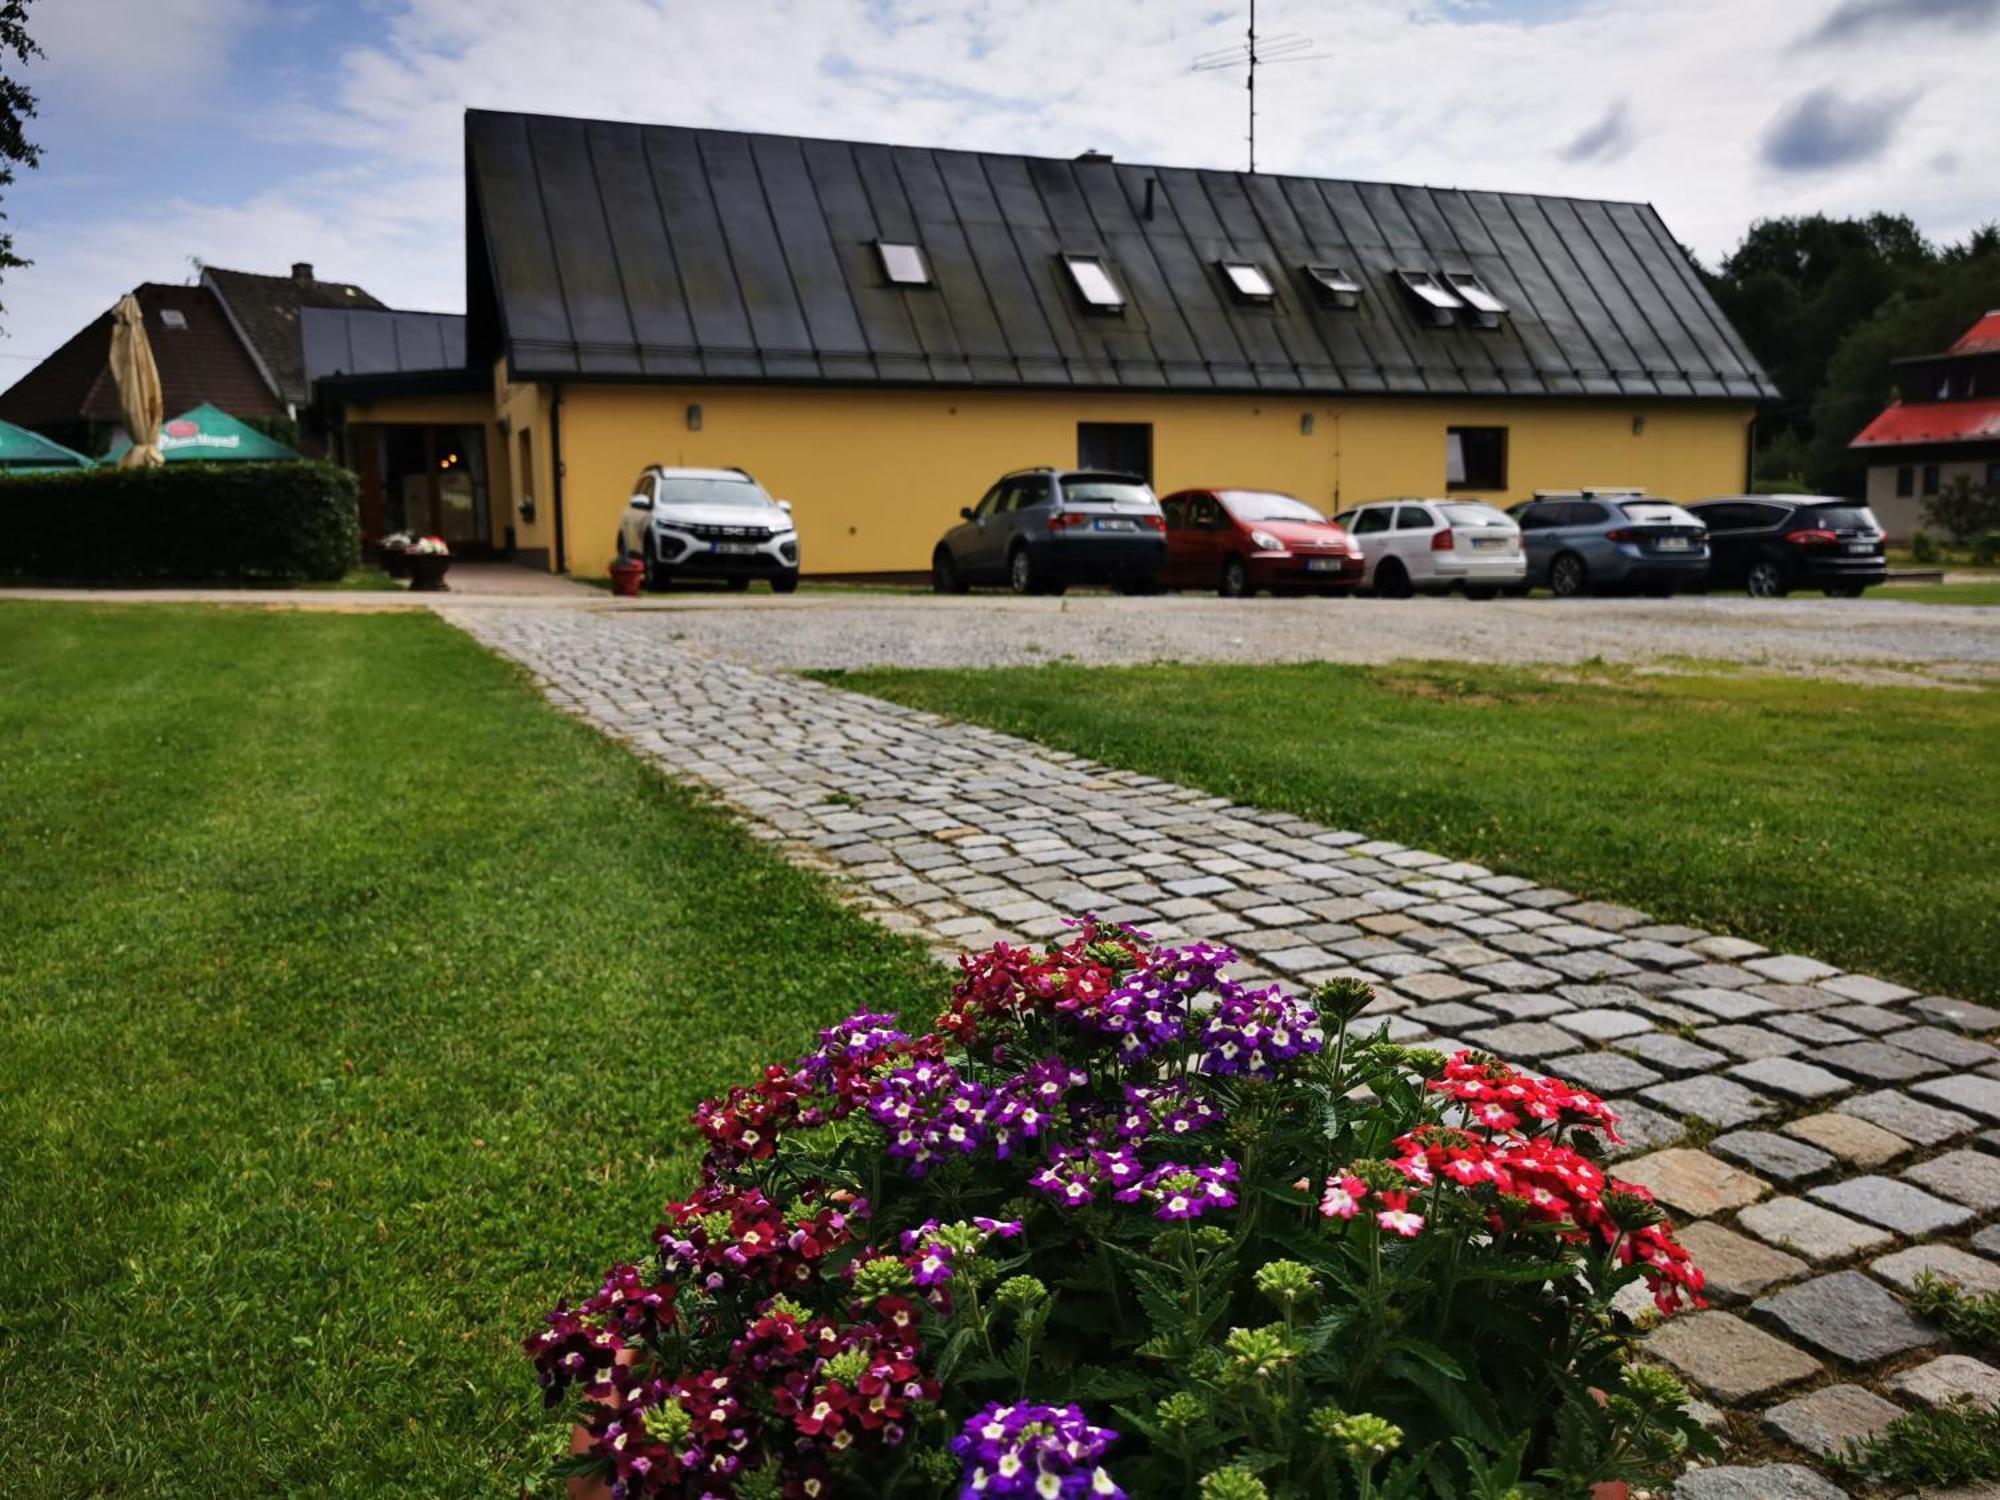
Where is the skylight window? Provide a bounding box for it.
[1445,272,1507,328]
[1062,254,1125,312]
[877,241,932,287]
[1395,270,1465,326]
[1304,265,1362,308]
[159,308,189,330]
[1220,260,1275,303]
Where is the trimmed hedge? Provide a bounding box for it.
[0,461,359,583]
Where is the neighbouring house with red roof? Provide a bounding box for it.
[0,262,384,459]
[1850,311,2000,541]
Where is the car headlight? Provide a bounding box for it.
[1250,530,1286,552]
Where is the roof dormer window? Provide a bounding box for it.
[1396,270,1464,326]
[1445,272,1507,329]
[1220,260,1275,303]
[1303,265,1362,309]
[1062,254,1125,312]
[877,241,932,287]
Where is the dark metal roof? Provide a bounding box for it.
[464,109,1774,402]
[302,306,468,384]
[202,266,387,404]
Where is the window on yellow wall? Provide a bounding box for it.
[1445,427,1506,490]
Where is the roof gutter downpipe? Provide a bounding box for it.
[550,381,568,574]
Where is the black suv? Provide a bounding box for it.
[1684,496,1887,598]
[932,469,1168,595]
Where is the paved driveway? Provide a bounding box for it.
[587,590,2000,684]
[454,602,1999,1488]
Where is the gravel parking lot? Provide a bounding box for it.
[599,590,2000,684]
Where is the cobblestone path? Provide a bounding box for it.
[455,606,2000,1495]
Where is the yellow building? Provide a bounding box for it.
[318,111,1773,578]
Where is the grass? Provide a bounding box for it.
[1871,580,2000,606]
[1836,1401,2000,1489]
[822,660,2000,1005]
[0,603,940,1496]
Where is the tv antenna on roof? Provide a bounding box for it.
[1191,0,1329,173]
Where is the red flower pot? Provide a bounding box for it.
[608,557,646,597]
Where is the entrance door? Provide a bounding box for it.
[1078,422,1153,484]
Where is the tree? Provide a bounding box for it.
[1922,475,2000,546]
[0,0,41,316]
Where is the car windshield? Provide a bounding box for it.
[1617,502,1701,527]
[657,477,770,507]
[1441,503,1512,527]
[1218,490,1325,524]
[1798,505,1880,531]
[1062,479,1156,509]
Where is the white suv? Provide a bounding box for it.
[1331,499,1525,599]
[616,466,800,592]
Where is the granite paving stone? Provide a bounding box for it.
[1755,1270,1943,1364]
[1890,1026,2000,1069]
[1813,1041,1944,1084]
[1904,1148,2000,1211]
[1839,1090,1977,1146]
[1601,1099,1686,1158]
[1674,1221,1809,1303]
[1462,1021,1584,1061]
[1745,954,1842,985]
[1816,972,1920,1005]
[1674,988,1778,1022]
[1645,1311,1823,1402]
[1673,1465,1846,1500]
[1617,1148,1769,1217]
[1544,1051,1663,1094]
[1782,1111,1910,1168]
[1402,1000,1499,1031]
[1910,995,2000,1032]
[1811,1174,1974,1235]
[1710,1130,1837,1185]
[1464,959,1563,990]
[1618,1032,1731,1075]
[1869,1243,2000,1295]
[1697,1024,1797,1060]
[1973,1225,2000,1257]
[1761,1383,1903,1458]
[1729,1057,1854,1102]
[1913,1074,2000,1124]
[1763,1014,1865,1047]
[1549,1007,1656,1041]
[1737,1197,1896,1263]
[1886,1354,2000,1409]
[1691,935,1768,962]
[1640,1075,1776,1129]
[1826,1004,1918,1035]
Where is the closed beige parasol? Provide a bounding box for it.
[109,293,164,468]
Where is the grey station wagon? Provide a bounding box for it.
[932,469,1168,596]
[1508,492,1710,597]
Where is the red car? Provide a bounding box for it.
[1159,489,1364,597]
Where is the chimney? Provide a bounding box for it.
[1074,149,1113,164]
[291,262,315,287]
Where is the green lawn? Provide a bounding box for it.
[0,604,938,1496]
[824,662,1999,1006]
[1872,581,2000,606]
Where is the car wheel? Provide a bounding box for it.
[1746,559,1790,598]
[1825,583,1866,598]
[770,572,800,595]
[1008,545,1045,596]
[1218,556,1252,598]
[644,540,671,592]
[1549,552,1588,599]
[1374,559,1413,599]
[932,548,968,595]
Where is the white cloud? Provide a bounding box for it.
[5,0,1996,369]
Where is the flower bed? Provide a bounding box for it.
[529,925,1713,1498]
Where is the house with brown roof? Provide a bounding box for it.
[0,262,384,459]
[1850,311,2000,541]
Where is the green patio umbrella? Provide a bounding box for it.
[0,418,93,473]
[102,402,300,464]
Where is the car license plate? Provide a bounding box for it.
[1472,536,1504,549]
[1094,518,1134,532]
[1656,536,1690,551]
[1306,558,1345,573]
[711,542,758,555]
[1846,542,1874,554]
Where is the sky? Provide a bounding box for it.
[3,0,1996,373]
